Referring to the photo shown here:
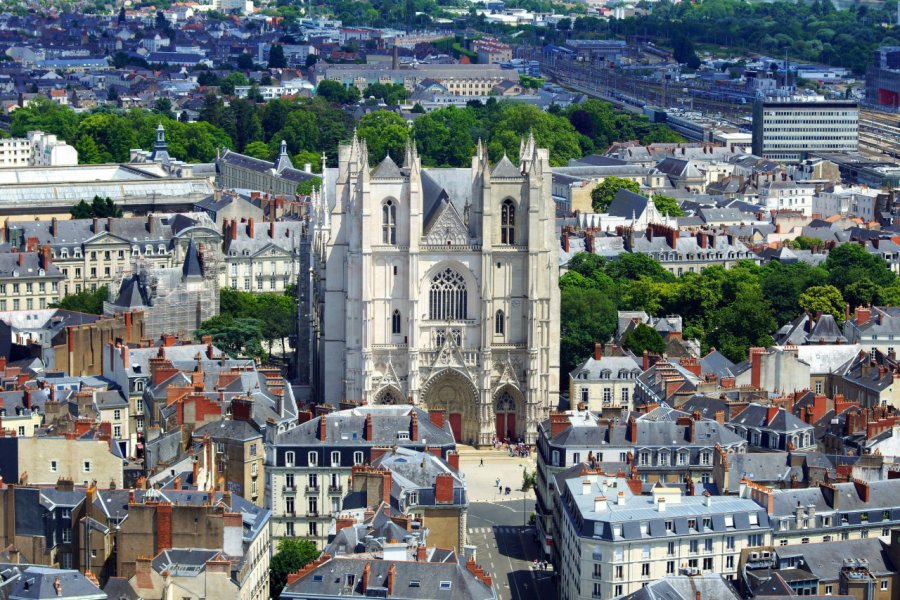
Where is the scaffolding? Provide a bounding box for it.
[104,243,222,341]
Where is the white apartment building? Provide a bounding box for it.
[812,184,881,220]
[555,473,770,600]
[752,98,858,162]
[758,181,818,216]
[0,131,77,168]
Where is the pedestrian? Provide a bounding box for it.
[480,458,484,467]
[496,478,500,488]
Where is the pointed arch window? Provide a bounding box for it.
[495,309,505,336]
[391,309,401,335]
[429,268,467,320]
[500,199,516,244]
[382,199,397,245]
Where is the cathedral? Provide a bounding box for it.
[309,133,560,446]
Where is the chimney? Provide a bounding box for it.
[17,253,22,268]
[156,503,173,551]
[594,496,607,511]
[319,415,327,441]
[750,347,765,389]
[410,410,419,441]
[124,311,132,342]
[365,413,373,441]
[714,409,725,425]
[92,217,98,233]
[643,350,649,371]
[429,409,445,429]
[549,412,569,437]
[269,220,275,238]
[50,217,57,238]
[582,479,592,496]
[416,545,427,562]
[856,306,872,326]
[361,562,371,593]
[628,416,637,443]
[447,450,460,471]
[386,564,396,596]
[853,478,870,503]
[435,473,454,503]
[247,218,254,238]
[594,343,602,361]
[617,491,626,506]
[766,405,779,426]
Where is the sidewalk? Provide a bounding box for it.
[457,445,537,502]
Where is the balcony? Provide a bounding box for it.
[284,510,296,517]
[328,484,343,494]
[283,484,297,493]
[308,509,319,517]
[305,485,319,494]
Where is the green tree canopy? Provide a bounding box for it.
[358,110,409,164]
[560,286,617,378]
[652,194,684,217]
[270,538,320,599]
[621,323,666,355]
[195,315,265,360]
[798,284,846,325]
[316,80,360,105]
[268,44,287,68]
[51,286,109,315]
[70,196,122,219]
[591,177,640,213]
[825,243,894,292]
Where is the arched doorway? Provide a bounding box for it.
[494,385,524,442]
[421,369,479,444]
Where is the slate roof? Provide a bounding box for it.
[8,566,106,599]
[723,453,800,493]
[102,577,140,600]
[606,188,649,219]
[111,274,150,308]
[275,405,456,447]
[777,538,896,579]
[151,548,221,576]
[699,350,735,379]
[181,239,203,280]
[491,154,521,178]
[568,354,641,380]
[192,419,261,443]
[371,155,402,178]
[616,574,741,600]
[807,314,847,344]
[281,555,496,600]
[729,403,814,435]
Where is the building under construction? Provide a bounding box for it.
[103,239,221,340]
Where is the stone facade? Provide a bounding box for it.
[311,135,560,445]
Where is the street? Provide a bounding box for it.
[468,501,556,600]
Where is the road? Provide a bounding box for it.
[467,500,555,600]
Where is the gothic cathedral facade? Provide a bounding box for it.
[310,134,559,446]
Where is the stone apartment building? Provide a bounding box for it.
[0,433,124,488]
[0,250,64,311]
[267,405,456,548]
[193,413,265,508]
[568,344,642,415]
[535,407,747,563]
[555,472,771,600]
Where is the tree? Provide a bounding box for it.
[270,538,320,599]
[591,177,640,213]
[798,285,845,325]
[707,284,776,362]
[236,53,255,70]
[153,98,175,119]
[825,243,895,292]
[357,110,409,164]
[195,315,265,359]
[560,286,617,378]
[652,194,684,217]
[844,278,880,309]
[52,286,109,315]
[621,323,666,355]
[70,196,122,219]
[268,44,287,68]
[220,72,249,96]
[244,141,272,160]
[606,253,675,283]
[316,80,359,104]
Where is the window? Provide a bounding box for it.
[354,451,364,465]
[331,451,340,466]
[250,443,257,457]
[689,540,698,554]
[62,528,72,543]
[429,269,467,320]
[621,387,629,405]
[285,497,294,514]
[83,461,92,473]
[50,460,58,473]
[439,582,452,591]
[382,199,397,244]
[286,522,294,536]
[825,585,833,595]
[285,473,294,489]
[641,563,649,577]
[499,199,518,244]
[285,451,295,466]
[308,474,318,489]
[251,463,258,476]
[882,581,889,591]
[17,427,24,436]
[726,556,734,569]
[615,566,623,580]
[308,522,318,537]
[666,560,674,574]
[703,538,713,552]
[113,426,121,438]
[392,310,401,335]
[726,536,734,550]
[495,310,505,336]
[113,409,121,420]
[615,585,623,596]
[702,557,713,571]
[308,452,318,466]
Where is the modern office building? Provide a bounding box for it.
[752,98,858,162]
[866,46,900,108]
